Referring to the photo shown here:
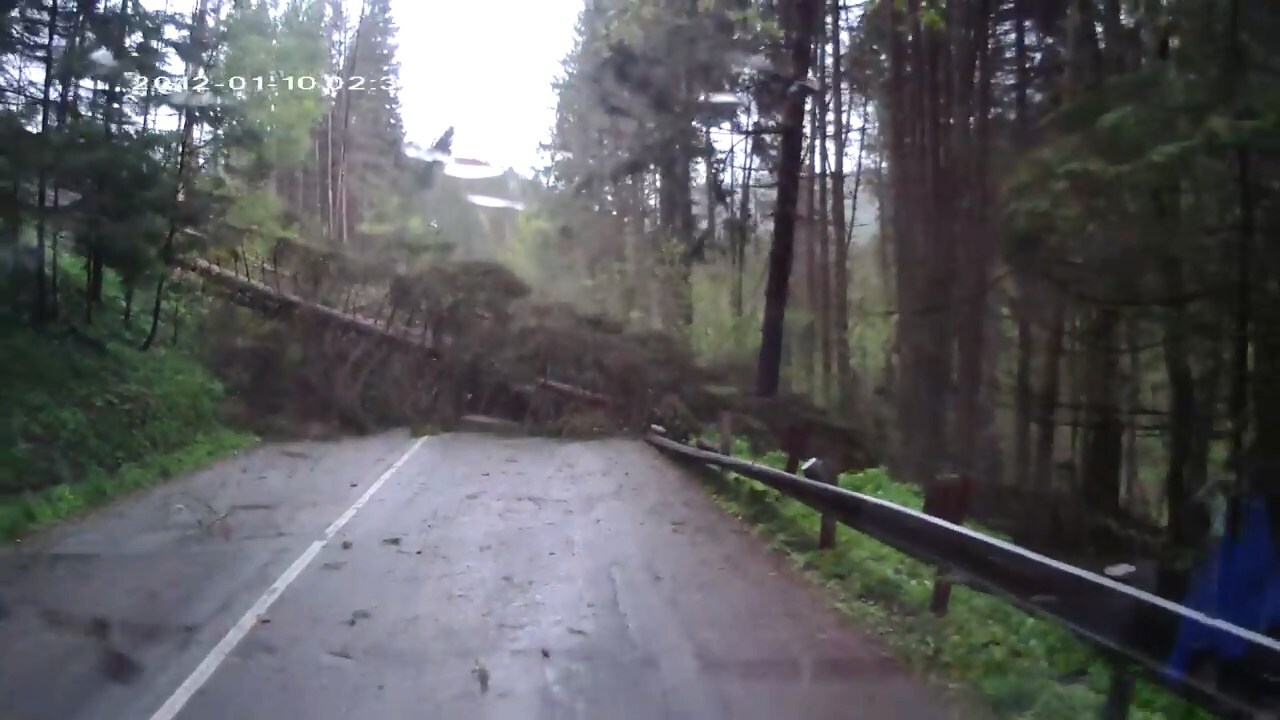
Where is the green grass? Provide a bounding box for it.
[0,259,257,541]
[0,428,252,540]
[699,434,1211,720]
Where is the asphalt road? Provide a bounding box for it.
[0,431,955,720]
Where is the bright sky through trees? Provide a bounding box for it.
[392,0,579,173]
[136,0,580,174]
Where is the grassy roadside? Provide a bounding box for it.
[0,269,257,541]
[698,435,1209,720]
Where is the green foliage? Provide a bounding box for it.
[500,196,638,313]
[0,303,254,541]
[691,263,760,358]
[0,429,251,541]
[217,0,329,168]
[503,209,557,287]
[698,436,1212,720]
[212,173,292,252]
[921,3,946,31]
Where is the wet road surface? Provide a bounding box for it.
[0,431,955,719]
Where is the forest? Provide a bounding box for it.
[0,0,1276,711]
[532,0,1280,575]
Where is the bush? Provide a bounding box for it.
[0,264,254,540]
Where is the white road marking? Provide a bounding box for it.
[147,436,429,720]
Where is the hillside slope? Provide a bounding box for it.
[0,271,255,540]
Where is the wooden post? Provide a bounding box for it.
[782,422,810,474]
[1098,571,1137,720]
[923,472,974,616]
[802,458,839,550]
[718,411,733,455]
[1099,657,1135,720]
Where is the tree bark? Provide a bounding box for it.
[754,0,822,397]
[32,0,59,325]
[1123,314,1142,509]
[144,0,210,350]
[816,17,832,403]
[953,0,995,476]
[1034,299,1066,487]
[1079,307,1123,523]
[1010,0,1034,487]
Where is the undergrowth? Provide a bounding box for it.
[0,259,256,540]
[701,434,1210,720]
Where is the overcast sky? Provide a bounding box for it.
[133,1,580,174]
[391,0,581,174]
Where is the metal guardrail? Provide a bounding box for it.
[645,430,1280,719]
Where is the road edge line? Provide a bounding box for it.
[146,435,429,720]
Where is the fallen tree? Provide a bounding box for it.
[188,248,881,472]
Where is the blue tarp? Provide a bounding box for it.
[1167,497,1280,676]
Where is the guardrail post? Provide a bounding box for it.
[1100,571,1137,720]
[644,432,1279,717]
[782,423,810,474]
[802,458,839,550]
[1100,658,1135,720]
[718,411,733,456]
[923,472,974,616]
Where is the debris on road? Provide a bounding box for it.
[101,648,142,684]
[472,660,490,693]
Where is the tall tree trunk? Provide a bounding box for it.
[704,126,717,265]
[1224,0,1253,493]
[1188,356,1222,506]
[1014,306,1035,485]
[336,13,365,247]
[798,81,819,396]
[953,0,995,476]
[320,121,331,239]
[885,0,918,478]
[828,0,851,409]
[48,0,91,322]
[816,19,832,403]
[1034,300,1066,487]
[1068,316,1085,464]
[733,136,754,319]
[658,148,695,329]
[835,98,866,410]
[892,0,956,482]
[144,0,209,350]
[755,0,822,397]
[1163,282,1197,547]
[1123,315,1142,510]
[873,151,893,390]
[1011,0,1033,486]
[1079,308,1123,526]
[32,0,59,325]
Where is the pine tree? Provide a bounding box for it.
[334,0,403,246]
